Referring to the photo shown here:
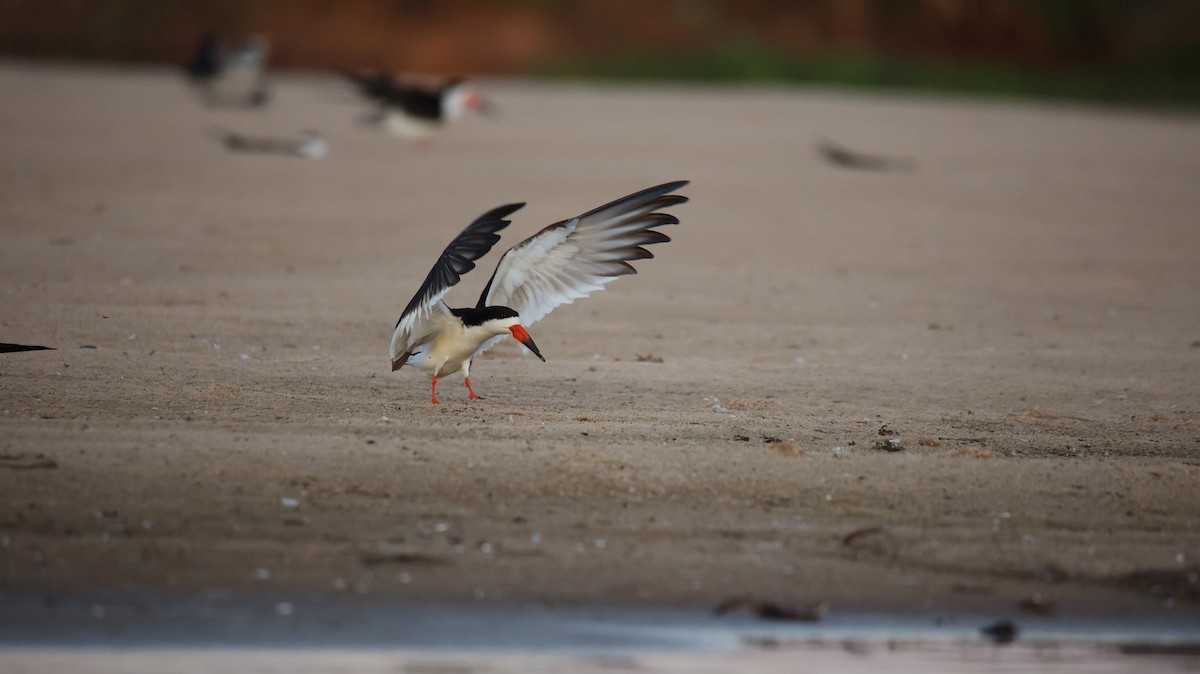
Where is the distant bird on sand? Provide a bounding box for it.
[186,32,271,107]
[817,137,916,173]
[390,181,689,403]
[185,31,221,82]
[215,128,328,159]
[342,70,494,141]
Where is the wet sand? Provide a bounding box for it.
[1,62,1199,631]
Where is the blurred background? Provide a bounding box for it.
[2,0,1199,106]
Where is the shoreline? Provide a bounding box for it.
[3,591,1198,650]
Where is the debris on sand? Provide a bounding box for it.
[0,453,58,470]
[768,442,799,457]
[715,596,829,622]
[981,619,1019,644]
[842,526,898,560]
[873,437,905,452]
[872,424,905,451]
[216,128,328,159]
[359,552,449,568]
[1107,566,1200,602]
[635,353,663,363]
[1017,593,1056,615]
[816,137,916,173]
[762,436,799,456]
[1026,562,1070,584]
[1012,409,1093,422]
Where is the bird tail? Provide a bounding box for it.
[391,352,410,372]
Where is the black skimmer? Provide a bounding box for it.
[342,70,493,141]
[817,137,916,173]
[186,33,271,107]
[185,31,221,82]
[216,128,328,159]
[390,180,689,403]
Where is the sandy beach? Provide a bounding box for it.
[1,61,1198,631]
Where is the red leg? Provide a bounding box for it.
[430,376,440,405]
[465,377,483,400]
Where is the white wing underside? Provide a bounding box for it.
[389,299,450,365]
[473,181,686,358]
[471,220,607,358]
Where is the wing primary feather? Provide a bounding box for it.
[571,181,689,223]
[474,181,688,332]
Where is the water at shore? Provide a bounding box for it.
[2,592,1198,673]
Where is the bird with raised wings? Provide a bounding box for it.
[390,181,689,403]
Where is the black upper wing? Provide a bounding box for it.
[388,85,444,120]
[389,202,524,370]
[393,203,525,330]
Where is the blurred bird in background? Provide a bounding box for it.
[186,32,272,108]
[341,69,494,142]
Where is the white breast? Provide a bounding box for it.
[382,110,439,138]
[410,317,504,378]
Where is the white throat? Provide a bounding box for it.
[442,84,474,121]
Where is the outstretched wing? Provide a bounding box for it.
[389,203,524,370]
[477,180,689,330]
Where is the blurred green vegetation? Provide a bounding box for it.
[3,0,1197,108]
[534,38,1200,108]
